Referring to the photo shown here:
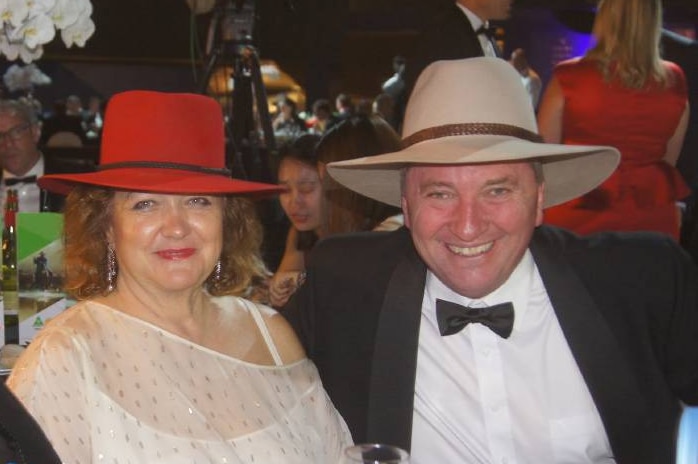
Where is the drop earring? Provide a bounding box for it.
[214,260,222,282]
[107,246,117,292]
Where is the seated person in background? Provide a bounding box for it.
[271,133,323,308]
[0,99,91,212]
[7,90,352,464]
[307,98,339,135]
[83,95,105,139]
[315,114,403,236]
[537,0,690,240]
[284,57,698,463]
[335,93,355,121]
[272,95,306,138]
[270,116,403,308]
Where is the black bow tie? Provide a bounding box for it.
[476,24,496,39]
[5,175,37,186]
[436,299,514,338]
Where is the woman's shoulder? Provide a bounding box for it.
[553,56,598,77]
[553,56,585,72]
[214,296,306,364]
[661,60,687,82]
[654,60,687,94]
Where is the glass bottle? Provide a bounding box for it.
[2,189,19,344]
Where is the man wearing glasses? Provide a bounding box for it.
[0,99,91,212]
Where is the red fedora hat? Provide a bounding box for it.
[38,90,282,196]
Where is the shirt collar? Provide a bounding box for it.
[455,2,486,32]
[426,249,535,319]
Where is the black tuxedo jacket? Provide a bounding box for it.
[284,226,698,464]
[406,4,486,93]
[0,381,60,463]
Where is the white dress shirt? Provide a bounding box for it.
[2,156,44,213]
[455,3,498,58]
[411,250,615,463]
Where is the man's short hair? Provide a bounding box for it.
[0,99,39,125]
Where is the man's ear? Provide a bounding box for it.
[401,196,411,229]
[535,182,545,226]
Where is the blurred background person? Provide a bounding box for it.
[509,48,542,109]
[307,98,339,135]
[269,115,402,308]
[334,93,355,121]
[372,92,398,131]
[82,95,104,140]
[7,90,352,463]
[272,94,306,142]
[315,114,403,237]
[270,133,323,308]
[0,99,91,212]
[537,0,690,240]
[380,54,407,131]
[406,0,514,92]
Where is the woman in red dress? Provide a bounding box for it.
[537,0,690,239]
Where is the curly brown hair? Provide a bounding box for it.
[62,186,268,300]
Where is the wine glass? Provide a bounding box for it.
[343,443,410,463]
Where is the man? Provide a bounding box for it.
[284,58,698,463]
[335,93,355,121]
[406,0,512,91]
[509,47,542,108]
[0,99,92,212]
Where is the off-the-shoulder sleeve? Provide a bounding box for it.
[7,326,93,463]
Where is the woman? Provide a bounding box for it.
[7,90,352,463]
[315,114,403,237]
[537,0,690,239]
[269,115,402,308]
[270,133,323,307]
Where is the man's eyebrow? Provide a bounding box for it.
[483,176,516,186]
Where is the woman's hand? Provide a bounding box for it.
[269,270,303,308]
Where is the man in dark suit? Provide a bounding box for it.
[284,58,698,463]
[0,99,94,212]
[406,0,512,92]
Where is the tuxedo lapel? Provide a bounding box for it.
[366,243,426,451]
[530,230,652,461]
[454,5,487,58]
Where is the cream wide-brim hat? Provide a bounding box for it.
[327,57,620,208]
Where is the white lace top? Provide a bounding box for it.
[7,297,352,463]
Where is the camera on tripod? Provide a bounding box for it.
[193,0,275,184]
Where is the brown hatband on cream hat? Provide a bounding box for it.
[326,57,620,208]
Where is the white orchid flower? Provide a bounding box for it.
[27,0,56,16]
[12,13,55,48]
[0,0,93,63]
[18,43,43,63]
[50,0,82,29]
[60,14,93,48]
[0,34,21,60]
[0,0,30,29]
